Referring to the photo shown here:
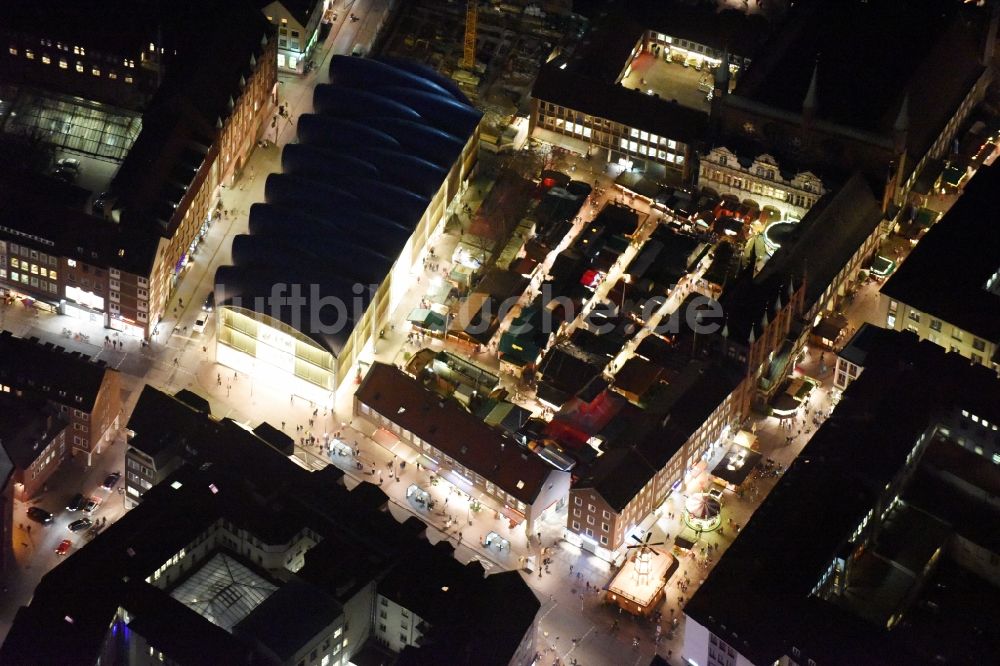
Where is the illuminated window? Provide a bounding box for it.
[67,259,77,267]
[124,75,133,84]
[41,55,51,64]
[59,59,68,69]
[108,70,117,79]
[26,50,35,60]
[75,62,84,72]
[8,47,16,56]
[92,67,100,76]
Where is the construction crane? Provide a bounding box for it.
[462,0,477,71]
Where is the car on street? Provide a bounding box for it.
[55,539,73,556]
[27,507,54,524]
[83,497,101,514]
[66,493,85,512]
[202,292,215,313]
[102,472,121,490]
[68,518,92,532]
[192,317,207,335]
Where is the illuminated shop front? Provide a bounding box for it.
[62,285,105,323]
[216,305,335,406]
[109,314,145,337]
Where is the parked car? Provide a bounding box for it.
[102,471,121,491]
[68,518,92,532]
[54,157,82,183]
[55,157,81,172]
[27,507,54,524]
[82,497,101,514]
[66,493,85,512]
[55,539,73,556]
[192,317,207,335]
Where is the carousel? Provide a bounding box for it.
[683,492,723,534]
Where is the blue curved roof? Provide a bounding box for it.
[296,115,402,151]
[375,56,471,105]
[364,117,465,168]
[328,55,455,100]
[312,85,423,123]
[248,203,413,249]
[281,144,381,182]
[231,235,394,288]
[216,57,481,363]
[282,142,446,198]
[369,86,481,137]
[214,264,365,357]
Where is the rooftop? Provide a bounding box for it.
[758,172,884,313]
[0,393,65,470]
[733,0,987,160]
[113,1,273,237]
[0,168,162,276]
[170,552,279,632]
[881,162,1000,343]
[2,385,539,665]
[235,579,343,662]
[216,56,481,357]
[355,363,556,506]
[0,330,113,411]
[577,362,741,511]
[684,331,1000,664]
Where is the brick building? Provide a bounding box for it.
[0,330,122,462]
[0,0,277,338]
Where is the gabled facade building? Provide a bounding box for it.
[697,145,827,221]
[260,0,327,73]
[0,330,122,462]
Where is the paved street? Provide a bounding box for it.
[0,0,974,659]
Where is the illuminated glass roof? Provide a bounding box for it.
[169,552,277,632]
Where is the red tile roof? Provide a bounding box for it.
[355,363,552,506]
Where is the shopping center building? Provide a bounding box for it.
[213,56,481,401]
